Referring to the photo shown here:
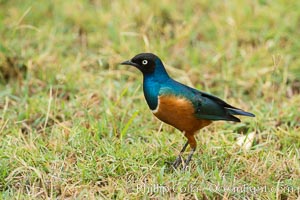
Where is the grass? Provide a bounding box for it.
[0,0,299,199]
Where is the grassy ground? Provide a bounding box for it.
[0,0,299,199]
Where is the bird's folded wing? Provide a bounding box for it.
[159,86,253,122]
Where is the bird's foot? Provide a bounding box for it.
[172,156,192,170]
[172,155,183,169]
[181,148,194,170]
[182,158,192,170]
[172,150,195,170]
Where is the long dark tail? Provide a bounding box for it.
[226,108,255,117]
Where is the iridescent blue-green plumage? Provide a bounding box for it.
[141,55,255,122]
[121,52,255,169]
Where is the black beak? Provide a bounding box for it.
[120,60,139,67]
[120,60,132,65]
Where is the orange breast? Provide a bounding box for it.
[152,95,212,134]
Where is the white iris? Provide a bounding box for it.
[142,60,148,65]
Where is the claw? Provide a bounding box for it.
[172,155,183,169]
[172,147,196,170]
[172,140,197,170]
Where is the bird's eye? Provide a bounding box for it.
[142,60,148,65]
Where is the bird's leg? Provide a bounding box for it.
[173,133,197,169]
[182,133,197,169]
[172,141,189,169]
[183,147,196,170]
